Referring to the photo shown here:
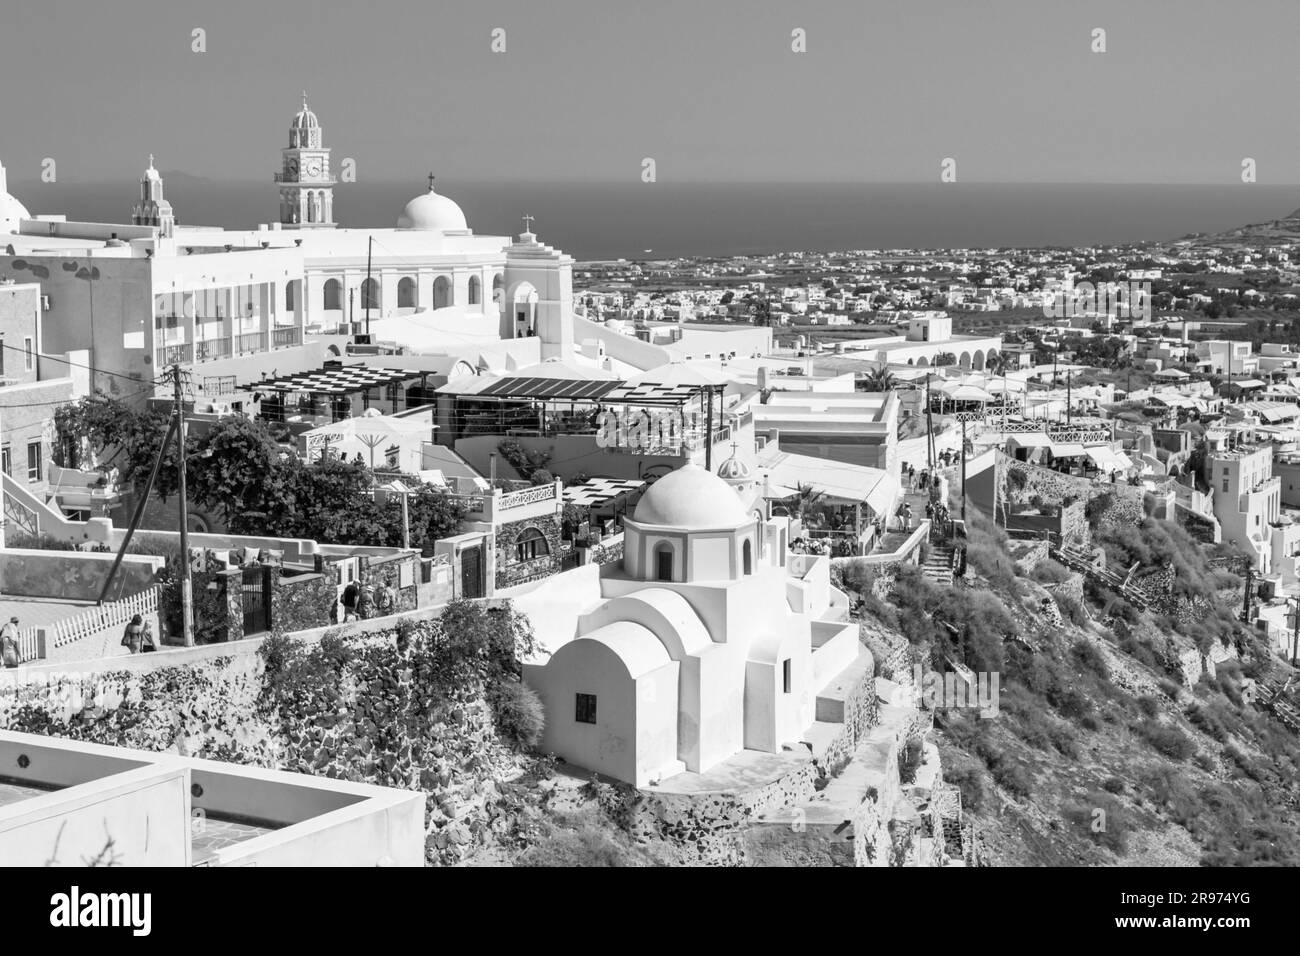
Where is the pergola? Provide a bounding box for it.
[248,364,428,423]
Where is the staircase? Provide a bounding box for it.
[922,547,955,586]
[1051,544,1151,611]
[1255,677,1300,734]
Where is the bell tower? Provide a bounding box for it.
[131,155,175,238]
[275,92,336,229]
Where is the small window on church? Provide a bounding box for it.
[575,693,597,724]
[782,659,792,694]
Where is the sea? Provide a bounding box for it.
[12,180,1300,262]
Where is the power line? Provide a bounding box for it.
[0,340,166,387]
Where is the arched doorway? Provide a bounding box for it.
[742,539,753,575]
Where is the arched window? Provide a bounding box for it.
[468,275,481,305]
[515,527,550,563]
[655,543,674,582]
[743,539,753,575]
[285,281,296,312]
[323,278,342,311]
[433,275,452,309]
[492,273,505,304]
[361,277,380,311]
[397,276,417,309]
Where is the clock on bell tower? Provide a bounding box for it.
[275,91,337,229]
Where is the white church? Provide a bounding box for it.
[515,457,865,787]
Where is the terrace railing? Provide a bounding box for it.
[236,331,267,353]
[272,326,302,349]
[195,336,233,362]
[156,343,193,367]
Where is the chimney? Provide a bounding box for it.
[758,365,770,391]
[489,452,498,487]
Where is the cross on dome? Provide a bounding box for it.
[302,90,309,109]
[427,172,436,191]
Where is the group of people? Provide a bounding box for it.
[332,575,398,624]
[121,615,156,654]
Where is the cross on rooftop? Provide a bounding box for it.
[522,214,535,233]
[302,90,309,108]
[148,154,154,169]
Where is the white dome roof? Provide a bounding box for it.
[633,463,750,528]
[398,186,468,232]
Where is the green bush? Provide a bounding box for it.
[1138,720,1195,761]
[489,679,546,748]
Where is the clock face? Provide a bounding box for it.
[306,159,322,178]
[286,158,299,176]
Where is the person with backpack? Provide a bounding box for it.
[355,584,374,620]
[121,614,144,654]
[372,575,396,618]
[1,617,20,668]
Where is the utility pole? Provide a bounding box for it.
[960,416,968,522]
[1291,596,1299,669]
[1241,564,1254,624]
[365,235,374,336]
[1066,369,1072,425]
[349,287,355,334]
[401,488,411,550]
[171,365,195,647]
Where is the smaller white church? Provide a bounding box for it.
[517,460,864,787]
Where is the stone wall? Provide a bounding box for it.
[1010,539,1049,574]
[494,513,565,589]
[1002,455,1149,533]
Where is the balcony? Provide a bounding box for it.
[272,326,302,349]
[155,343,193,367]
[196,337,233,362]
[236,331,267,353]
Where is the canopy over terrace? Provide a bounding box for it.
[562,477,647,536]
[757,445,902,555]
[249,364,429,424]
[437,373,733,461]
[302,409,434,472]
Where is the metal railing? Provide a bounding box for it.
[155,343,193,366]
[236,331,267,353]
[272,326,302,349]
[196,336,232,362]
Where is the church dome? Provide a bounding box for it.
[716,453,752,483]
[292,101,319,129]
[633,463,750,528]
[398,183,468,232]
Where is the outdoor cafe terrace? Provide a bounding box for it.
[244,364,432,427]
[436,374,746,451]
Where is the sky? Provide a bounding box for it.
[2,0,1299,185]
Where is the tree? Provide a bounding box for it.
[187,416,293,529]
[53,392,163,474]
[862,368,898,392]
[934,352,958,367]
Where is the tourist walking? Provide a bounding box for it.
[121,614,145,654]
[902,503,913,532]
[341,582,360,622]
[1,617,19,668]
[140,620,157,653]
